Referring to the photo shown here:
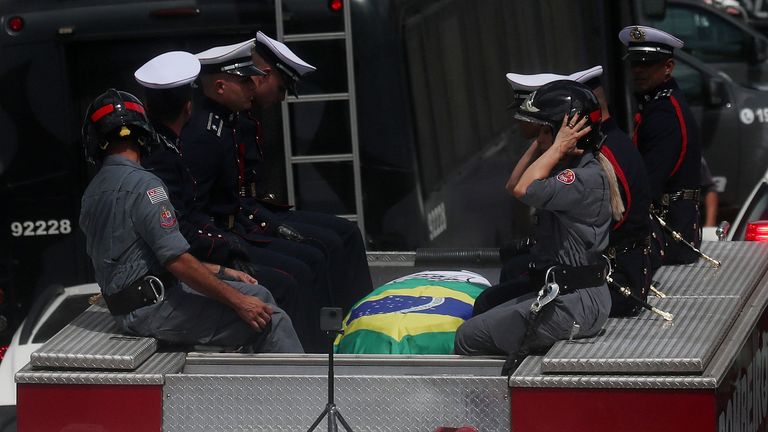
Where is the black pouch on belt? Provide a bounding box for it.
[104,273,175,315]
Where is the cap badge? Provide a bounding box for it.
[630,26,646,42]
[522,91,539,113]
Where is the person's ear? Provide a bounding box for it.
[254,67,272,85]
[184,100,193,117]
[215,78,226,94]
[665,58,675,77]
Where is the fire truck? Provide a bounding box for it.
[10,240,768,431]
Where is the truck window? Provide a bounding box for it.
[672,60,704,105]
[654,5,750,63]
[648,4,768,87]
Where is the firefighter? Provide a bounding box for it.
[135,51,309,346]
[455,81,612,364]
[620,25,702,267]
[240,31,373,312]
[483,66,651,318]
[180,40,335,352]
[79,88,302,352]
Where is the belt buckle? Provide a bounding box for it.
[143,275,166,303]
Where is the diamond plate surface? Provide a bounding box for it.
[510,356,718,389]
[30,304,156,370]
[538,242,768,374]
[651,241,768,297]
[17,352,184,385]
[367,252,416,266]
[164,374,509,431]
[542,296,740,373]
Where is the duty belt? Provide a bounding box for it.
[660,189,700,206]
[103,273,175,316]
[606,236,651,257]
[211,214,237,230]
[529,263,607,293]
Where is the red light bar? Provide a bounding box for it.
[7,16,24,33]
[329,0,343,12]
[745,221,768,242]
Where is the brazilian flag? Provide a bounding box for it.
[334,271,489,354]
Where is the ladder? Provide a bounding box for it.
[274,0,365,238]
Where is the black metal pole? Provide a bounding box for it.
[328,331,335,404]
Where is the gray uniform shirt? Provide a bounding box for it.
[521,152,611,267]
[80,155,190,297]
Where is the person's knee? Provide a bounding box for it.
[231,281,277,304]
[454,320,481,355]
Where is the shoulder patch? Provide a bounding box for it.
[146,186,169,204]
[160,206,177,229]
[556,169,576,185]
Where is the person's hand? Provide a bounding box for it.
[227,268,258,285]
[553,113,591,157]
[235,294,273,331]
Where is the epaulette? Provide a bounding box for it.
[205,113,225,137]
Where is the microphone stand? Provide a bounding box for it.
[307,329,353,432]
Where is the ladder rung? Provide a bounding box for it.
[291,154,354,164]
[283,32,346,42]
[287,93,349,103]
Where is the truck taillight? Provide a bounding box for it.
[0,345,8,362]
[6,16,24,34]
[745,221,768,241]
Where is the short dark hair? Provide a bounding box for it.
[144,86,193,124]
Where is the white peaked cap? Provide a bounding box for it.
[254,31,316,79]
[506,66,603,91]
[135,51,201,89]
[619,25,683,61]
[196,39,265,76]
[618,25,684,48]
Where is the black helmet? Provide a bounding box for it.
[82,89,154,164]
[514,80,604,151]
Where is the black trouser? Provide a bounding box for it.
[473,272,535,317]
[248,204,374,312]
[608,245,651,317]
[650,200,701,268]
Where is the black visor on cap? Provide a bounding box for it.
[221,60,266,77]
[623,43,673,63]
[200,58,266,77]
